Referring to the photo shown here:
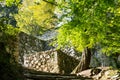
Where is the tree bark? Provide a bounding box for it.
[71,47,91,74]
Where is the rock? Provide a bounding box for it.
[77,69,92,78]
[76,67,120,80]
[99,69,120,80]
[90,68,102,76]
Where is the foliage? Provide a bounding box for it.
[15,0,56,35]
[6,0,21,7]
[55,0,120,54]
[0,1,24,80]
[0,0,20,35]
[0,1,20,54]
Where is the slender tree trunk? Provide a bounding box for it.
[71,47,91,74]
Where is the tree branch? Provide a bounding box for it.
[42,0,58,6]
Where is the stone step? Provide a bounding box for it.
[23,67,92,80]
[24,73,92,80]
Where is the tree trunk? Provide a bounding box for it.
[71,47,91,74]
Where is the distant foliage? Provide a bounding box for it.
[0,0,20,37]
[15,0,56,35]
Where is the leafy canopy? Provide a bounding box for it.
[56,0,120,53]
[6,0,21,6]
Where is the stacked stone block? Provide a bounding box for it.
[23,50,59,73]
[23,50,79,74]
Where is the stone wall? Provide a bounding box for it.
[23,50,58,73]
[19,32,79,74]
[23,50,79,74]
[19,32,53,64]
